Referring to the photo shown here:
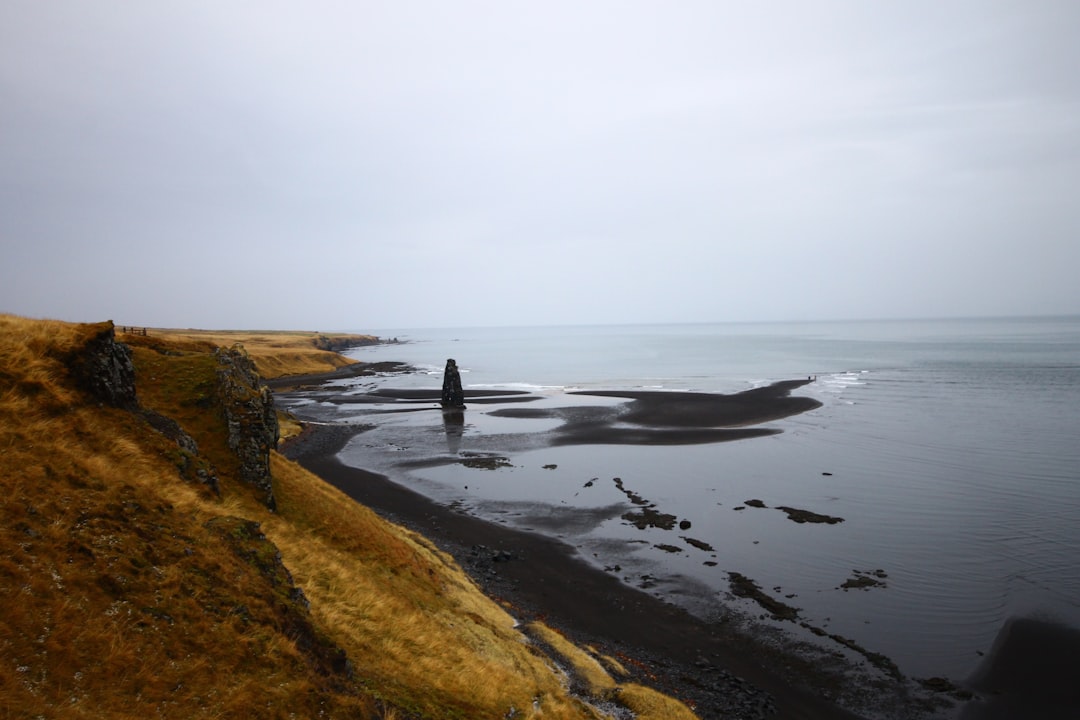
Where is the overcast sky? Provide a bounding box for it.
[2,1,1078,330]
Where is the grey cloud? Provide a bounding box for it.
[2,1,1079,329]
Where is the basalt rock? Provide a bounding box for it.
[60,324,272,504]
[62,322,223,492]
[67,322,138,409]
[441,358,465,408]
[215,344,280,510]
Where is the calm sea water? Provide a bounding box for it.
[284,317,1080,693]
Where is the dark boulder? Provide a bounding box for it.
[67,322,138,409]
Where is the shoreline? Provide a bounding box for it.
[272,358,1080,720]
[282,422,864,720]
[275,371,900,719]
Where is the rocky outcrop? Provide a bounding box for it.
[215,344,279,510]
[204,516,353,683]
[62,327,278,506]
[61,322,223,493]
[67,322,138,409]
[141,409,221,494]
[312,334,378,352]
[441,358,465,409]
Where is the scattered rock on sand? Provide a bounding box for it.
[728,572,801,621]
[840,569,888,591]
[737,499,844,524]
[613,477,681,530]
[775,506,844,524]
[459,455,513,470]
[682,536,715,552]
[612,477,649,506]
[622,507,678,531]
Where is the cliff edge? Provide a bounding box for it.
[0,315,698,720]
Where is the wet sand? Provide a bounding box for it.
[274,361,1080,720]
[276,373,884,719]
[283,422,862,720]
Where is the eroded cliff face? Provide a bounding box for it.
[215,345,280,510]
[67,322,138,409]
[62,324,278,506]
[141,408,221,495]
[66,324,220,494]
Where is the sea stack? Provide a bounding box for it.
[441,358,465,409]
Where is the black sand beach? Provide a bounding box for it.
[283,422,864,720]
[275,369,1009,719]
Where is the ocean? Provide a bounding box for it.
[280,316,1080,691]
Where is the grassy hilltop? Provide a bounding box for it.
[120,327,380,378]
[0,315,696,720]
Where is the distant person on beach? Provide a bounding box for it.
[442,358,465,409]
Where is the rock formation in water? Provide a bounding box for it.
[441,358,465,409]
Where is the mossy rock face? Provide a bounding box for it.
[205,516,293,588]
[215,346,279,509]
[204,516,353,683]
[142,409,220,494]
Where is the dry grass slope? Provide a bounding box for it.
[0,315,699,720]
[127,328,376,379]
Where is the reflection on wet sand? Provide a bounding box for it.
[441,408,464,454]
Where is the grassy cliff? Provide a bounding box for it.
[123,327,378,379]
[0,315,696,720]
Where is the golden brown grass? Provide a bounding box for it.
[525,622,701,719]
[121,327,376,379]
[527,622,619,697]
[1,317,379,718]
[267,456,596,718]
[616,684,701,720]
[1,314,699,720]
